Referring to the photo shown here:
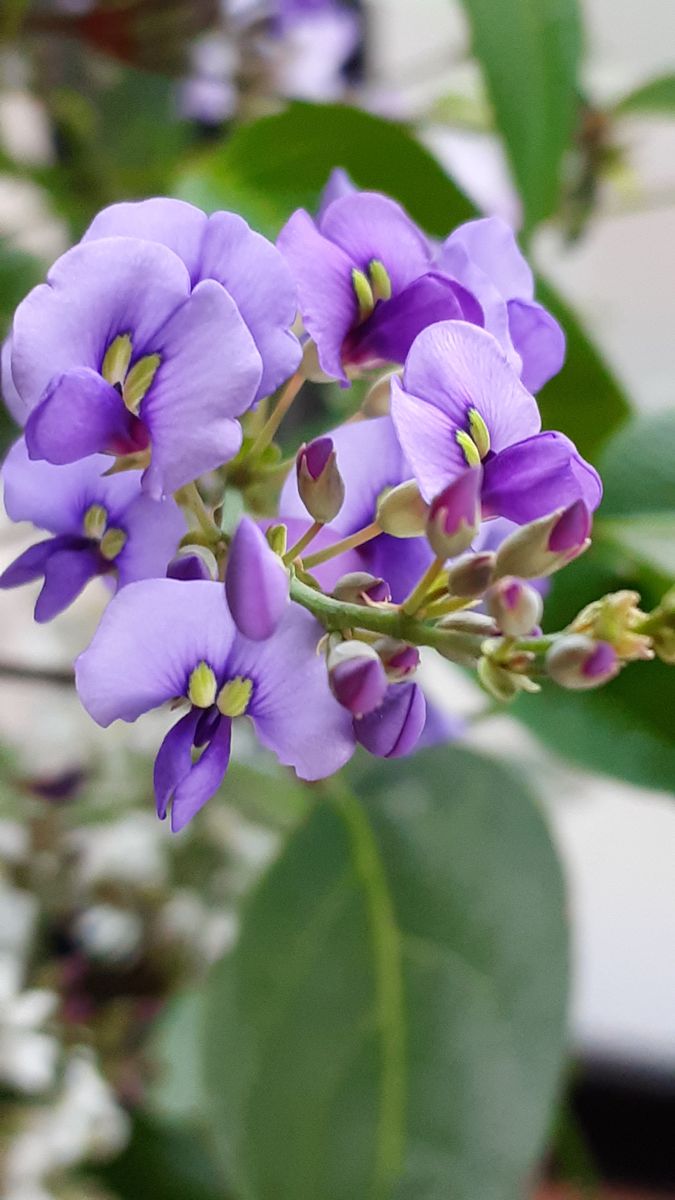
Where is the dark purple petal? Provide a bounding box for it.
[170,716,232,832]
[330,652,388,716]
[35,545,102,622]
[301,436,333,480]
[154,708,200,820]
[167,552,214,582]
[76,580,236,726]
[225,517,289,641]
[345,273,481,369]
[360,531,434,606]
[583,641,618,679]
[482,432,603,524]
[142,279,261,498]
[507,299,565,393]
[25,368,147,465]
[226,603,355,779]
[277,208,356,382]
[0,536,77,588]
[318,192,431,293]
[355,682,426,757]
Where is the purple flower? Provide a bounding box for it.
[328,641,388,716]
[82,198,301,402]
[278,191,480,383]
[12,236,265,499]
[76,579,355,831]
[391,321,602,525]
[225,516,289,641]
[280,415,434,601]
[0,437,184,621]
[354,682,426,758]
[435,216,565,391]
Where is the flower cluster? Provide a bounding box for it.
[2,177,670,831]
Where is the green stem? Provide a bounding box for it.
[247,372,304,462]
[401,556,444,617]
[303,521,382,569]
[284,520,323,564]
[175,483,221,543]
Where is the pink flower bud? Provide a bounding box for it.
[546,635,620,690]
[296,437,345,523]
[426,468,482,559]
[486,576,543,637]
[327,640,388,716]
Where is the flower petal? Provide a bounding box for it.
[507,299,565,393]
[82,198,206,276]
[225,517,289,641]
[76,579,236,726]
[390,375,465,502]
[35,545,102,622]
[355,682,426,758]
[277,208,356,382]
[442,217,534,300]
[154,707,200,820]
[0,536,72,588]
[345,273,481,369]
[25,369,145,465]
[141,280,262,498]
[11,238,193,410]
[319,192,431,292]
[226,604,355,780]
[170,717,232,832]
[482,431,603,524]
[2,336,25,424]
[115,495,186,587]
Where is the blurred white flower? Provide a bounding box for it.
[0,958,58,1095]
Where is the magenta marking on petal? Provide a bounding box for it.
[302,436,333,480]
[583,641,618,679]
[548,500,591,553]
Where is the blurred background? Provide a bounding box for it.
[0,1,673,1198]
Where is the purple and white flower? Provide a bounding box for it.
[0,438,184,621]
[76,579,355,830]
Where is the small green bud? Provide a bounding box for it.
[438,611,498,637]
[266,523,288,557]
[123,353,161,413]
[83,503,108,540]
[368,259,392,302]
[455,429,482,468]
[217,676,253,718]
[101,334,133,387]
[352,268,375,322]
[569,590,653,662]
[446,551,496,598]
[495,502,591,580]
[376,480,429,538]
[332,572,391,605]
[188,661,218,709]
[467,408,491,459]
[478,656,540,702]
[99,527,127,561]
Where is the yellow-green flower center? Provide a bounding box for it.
[456,408,491,466]
[82,503,127,562]
[188,661,218,709]
[101,333,161,415]
[217,676,253,718]
[351,260,393,322]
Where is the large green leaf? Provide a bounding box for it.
[535,279,631,457]
[614,74,675,116]
[94,1114,228,1200]
[458,0,582,231]
[203,746,568,1200]
[516,412,675,791]
[176,101,474,239]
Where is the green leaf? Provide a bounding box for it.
[535,279,632,457]
[458,0,583,231]
[94,1114,229,1200]
[176,101,474,239]
[614,73,675,116]
[203,746,568,1200]
[598,409,675,518]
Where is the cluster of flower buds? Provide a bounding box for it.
[0,177,669,831]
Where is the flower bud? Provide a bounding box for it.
[569,590,653,662]
[167,545,217,582]
[495,500,591,580]
[477,656,523,702]
[327,640,388,717]
[332,572,391,605]
[372,638,420,682]
[426,468,482,559]
[434,611,497,667]
[296,437,345,524]
[376,480,429,538]
[446,551,496,598]
[546,635,620,690]
[644,587,675,664]
[355,683,426,758]
[225,516,289,641]
[485,576,544,637]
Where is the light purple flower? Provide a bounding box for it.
[278,191,480,382]
[435,216,565,391]
[280,415,434,601]
[13,236,264,498]
[75,579,355,831]
[225,516,289,640]
[82,198,301,402]
[0,437,184,621]
[391,321,602,525]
